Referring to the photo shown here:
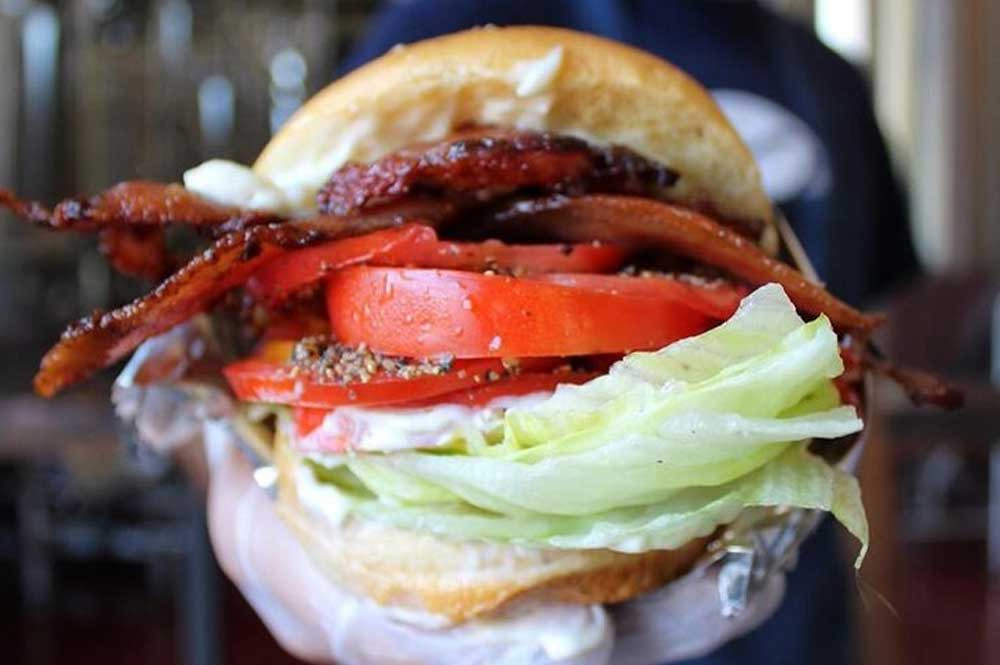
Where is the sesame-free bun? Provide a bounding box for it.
[259,26,760,623]
[254,26,772,231]
[274,432,709,623]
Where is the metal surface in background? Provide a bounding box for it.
[0,10,18,190]
[0,4,379,664]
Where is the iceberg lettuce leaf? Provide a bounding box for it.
[300,285,868,564]
[307,446,868,563]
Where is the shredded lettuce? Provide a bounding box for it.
[298,285,869,563]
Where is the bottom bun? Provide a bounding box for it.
[275,433,710,623]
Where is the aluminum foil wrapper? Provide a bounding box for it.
[112,314,865,665]
[113,317,271,473]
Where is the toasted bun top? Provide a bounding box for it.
[254,26,772,229]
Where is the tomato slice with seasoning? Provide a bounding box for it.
[404,370,597,409]
[326,267,721,358]
[292,370,596,441]
[247,223,626,302]
[223,357,494,408]
[223,353,563,409]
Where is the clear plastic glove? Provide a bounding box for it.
[116,326,791,664]
[204,423,785,665]
[206,432,613,665]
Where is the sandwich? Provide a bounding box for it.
[1,25,958,642]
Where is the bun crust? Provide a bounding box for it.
[275,434,709,623]
[255,26,772,230]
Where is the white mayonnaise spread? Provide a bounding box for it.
[182,159,293,213]
[295,391,552,454]
[510,45,564,97]
[294,464,356,527]
[180,45,585,214]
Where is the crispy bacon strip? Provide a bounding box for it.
[839,339,963,409]
[32,207,455,397]
[319,128,683,216]
[0,187,51,224]
[856,345,963,409]
[2,183,289,281]
[486,195,885,333]
[4,186,174,280]
[1,182,282,233]
[869,358,964,409]
[98,228,174,281]
[36,226,295,397]
[4,185,462,283]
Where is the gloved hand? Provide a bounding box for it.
[206,433,615,665]
[204,423,785,665]
[116,326,788,665]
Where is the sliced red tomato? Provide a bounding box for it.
[247,224,436,302]
[224,355,562,409]
[405,370,597,408]
[224,357,499,408]
[292,370,596,439]
[530,274,747,320]
[326,267,720,358]
[293,406,329,437]
[248,223,626,302]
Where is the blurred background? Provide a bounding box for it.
[0,1,997,664]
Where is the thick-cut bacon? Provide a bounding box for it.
[484,195,885,333]
[1,182,282,233]
[319,128,684,219]
[33,212,448,397]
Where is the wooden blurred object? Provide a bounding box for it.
[859,274,1000,665]
[856,407,901,665]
